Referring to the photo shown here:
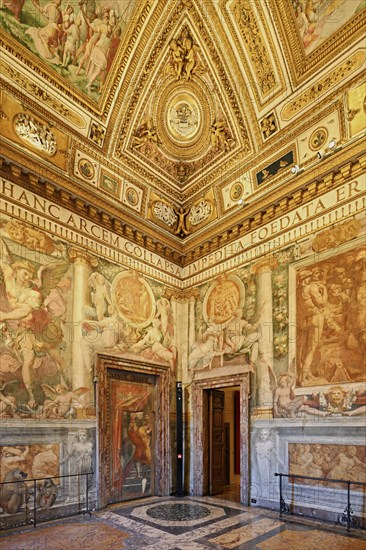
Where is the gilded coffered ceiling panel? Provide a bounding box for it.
[220,0,286,108]
[111,9,253,196]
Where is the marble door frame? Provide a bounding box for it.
[191,372,250,505]
[96,353,171,508]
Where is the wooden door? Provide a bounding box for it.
[209,389,225,495]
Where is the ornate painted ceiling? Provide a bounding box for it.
[0,0,365,265]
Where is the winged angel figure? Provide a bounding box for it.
[41,383,89,419]
[0,236,70,408]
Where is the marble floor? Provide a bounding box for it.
[0,495,365,549]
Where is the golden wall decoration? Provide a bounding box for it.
[347,80,366,138]
[0,91,69,170]
[231,0,278,97]
[0,60,85,129]
[281,51,365,120]
[308,127,328,151]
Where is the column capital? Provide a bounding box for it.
[68,247,98,268]
[165,288,199,302]
[251,256,278,275]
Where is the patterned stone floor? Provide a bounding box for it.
[0,496,365,549]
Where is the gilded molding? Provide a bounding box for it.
[112,1,251,191]
[281,51,365,120]
[0,60,85,128]
[230,0,278,96]
[218,0,285,108]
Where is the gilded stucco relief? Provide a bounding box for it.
[347,80,366,138]
[0,91,69,169]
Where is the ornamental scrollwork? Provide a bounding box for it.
[188,200,212,226]
[153,201,178,227]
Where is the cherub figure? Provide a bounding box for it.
[169,39,184,80]
[271,371,304,418]
[41,383,89,418]
[211,120,230,150]
[89,272,111,321]
[269,360,327,418]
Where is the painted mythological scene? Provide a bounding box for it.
[296,246,366,387]
[0,1,137,98]
[292,0,365,54]
[0,214,176,420]
[289,443,366,489]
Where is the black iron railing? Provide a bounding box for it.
[275,472,365,532]
[0,471,93,529]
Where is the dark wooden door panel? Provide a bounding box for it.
[209,389,225,495]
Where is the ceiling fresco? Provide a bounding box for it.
[0,0,139,100]
[0,0,365,260]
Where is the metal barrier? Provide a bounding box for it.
[0,471,93,529]
[275,472,365,532]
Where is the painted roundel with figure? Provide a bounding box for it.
[111,271,156,327]
[203,275,245,325]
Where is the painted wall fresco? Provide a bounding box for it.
[292,0,365,54]
[0,0,137,99]
[289,443,366,489]
[296,246,366,388]
[0,428,96,518]
[0,213,176,419]
[0,444,60,513]
[111,379,154,500]
[188,271,260,373]
[187,238,366,419]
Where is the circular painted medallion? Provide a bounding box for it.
[309,127,328,151]
[203,275,245,325]
[230,182,244,201]
[78,158,95,180]
[111,272,155,327]
[126,187,139,206]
